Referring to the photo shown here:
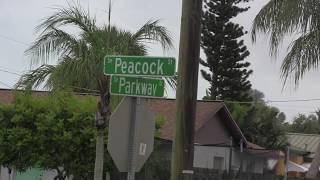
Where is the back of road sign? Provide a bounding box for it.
[107,97,155,172]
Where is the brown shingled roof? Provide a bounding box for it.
[148,98,224,141]
[0,88,48,104]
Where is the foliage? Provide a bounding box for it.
[0,91,105,180]
[16,4,174,92]
[0,92,166,180]
[154,114,166,138]
[286,111,320,134]
[252,0,320,86]
[201,0,252,101]
[16,3,174,179]
[227,89,287,149]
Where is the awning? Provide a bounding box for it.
[287,161,308,172]
[302,163,320,171]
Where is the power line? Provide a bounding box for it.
[267,99,320,103]
[0,34,29,46]
[0,81,12,89]
[0,67,101,94]
[0,68,21,76]
[224,98,320,104]
[2,35,320,103]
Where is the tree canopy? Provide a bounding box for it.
[201,0,252,101]
[0,91,98,180]
[228,89,287,149]
[286,111,320,134]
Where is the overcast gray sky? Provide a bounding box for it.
[0,0,320,122]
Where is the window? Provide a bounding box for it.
[213,156,224,170]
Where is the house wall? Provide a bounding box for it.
[275,154,306,177]
[237,151,266,174]
[290,155,304,164]
[194,146,230,170]
[1,167,16,180]
[193,145,267,174]
[195,114,231,145]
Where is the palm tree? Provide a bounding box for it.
[252,1,320,177]
[16,4,173,180]
[251,0,320,87]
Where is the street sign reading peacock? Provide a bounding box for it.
[104,56,175,77]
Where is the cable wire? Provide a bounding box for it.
[0,68,21,76]
[0,81,12,89]
[0,34,29,46]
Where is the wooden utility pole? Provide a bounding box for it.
[171,0,203,179]
[229,137,233,175]
[284,144,290,180]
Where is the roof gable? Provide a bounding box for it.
[148,99,224,141]
[195,113,231,145]
[148,98,248,146]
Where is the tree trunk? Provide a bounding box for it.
[94,129,105,180]
[306,143,320,179]
[94,82,111,180]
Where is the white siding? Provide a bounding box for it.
[194,145,267,174]
[0,167,16,180]
[194,146,230,170]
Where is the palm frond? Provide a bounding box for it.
[26,3,97,65]
[49,55,100,91]
[37,4,96,34]
[251,0,320,56]
[133,20,173,51]
[22,5,176,92]
[15,65,55,89]
[25,27,79,65]
[281,30,320,86]
[164,74,178,90]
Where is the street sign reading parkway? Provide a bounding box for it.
[104,56,175,77]
[110,76,164,98]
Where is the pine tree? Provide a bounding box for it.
[201,0,252,101]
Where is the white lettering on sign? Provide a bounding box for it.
[135,62,141,74]
[157,60,163,74]
[118,77,159,96]
[139,143,147,156]
[150,62,156,74]
[128,62,134,74]
[115,58,122,73]
[114,58,165,75]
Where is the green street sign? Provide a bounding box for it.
[110,76,164,98]
[104,56,175,77]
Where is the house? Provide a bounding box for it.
[275,133,320,177]
[148,98,281,174]
[0,89,281,179]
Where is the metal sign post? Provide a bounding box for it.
[127,97,138,180]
